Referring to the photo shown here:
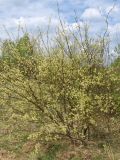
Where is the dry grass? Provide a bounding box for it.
[0,150,16,160]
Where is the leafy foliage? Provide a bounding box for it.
[0,28,120,156]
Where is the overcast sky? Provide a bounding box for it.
[0,0,120,41]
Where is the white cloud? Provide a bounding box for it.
[106,5,120,13]
[81,8,102,21]
[65,21,84,32]
[14,16,57,26]
[108,23,120,35]
[0,16,59,30]
[15,17,25,26]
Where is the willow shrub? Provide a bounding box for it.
[0,29,120,151]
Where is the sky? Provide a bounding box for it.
[0,0,120,42]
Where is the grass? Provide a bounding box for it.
[30,139,120,160]
[0,138,120,160]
